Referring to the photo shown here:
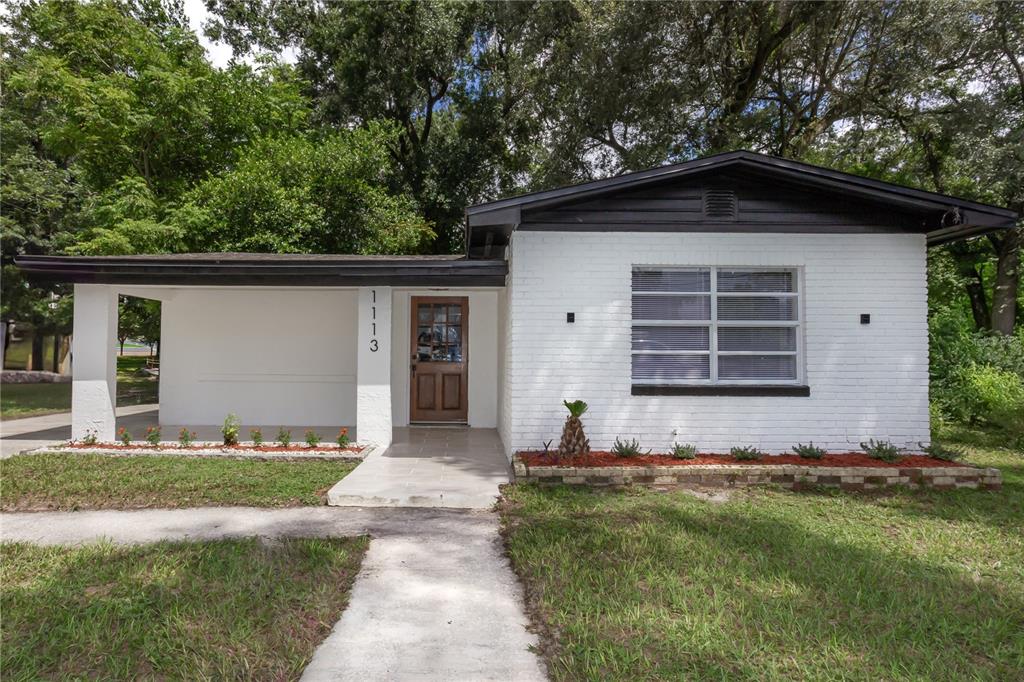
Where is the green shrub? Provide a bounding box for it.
[222,414,241,446]
[304,430,322,447]
[730,445,764,461]
[919,441,966,462]
[336,428,350,448]
[145,426,161,446]
[117,427,131,446]
[671,442,697,459]
[277,427,291,447]
[860,438,901,462]
[178,428,195,448]
[81,430,98,446]
[792,442,825,459]
[611,437,647,457]
[250,428,264,446]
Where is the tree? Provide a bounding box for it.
[117,297,161,356]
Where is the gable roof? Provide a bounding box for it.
[465,150,1018,254]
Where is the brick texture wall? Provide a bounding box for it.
[500,231,930,455]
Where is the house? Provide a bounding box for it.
[16,151,1018,454]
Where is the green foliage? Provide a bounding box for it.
[145,426,161,446]
[611,437,648,458]
[792,442,825,459]
[81,430,98,446]
[117,427,131,446]
[918,442,966,462]
[670,443,697,460]
[730,446,764,461]
[336,428,350,448]
[304,430,321,448]
[221,414,241,446]
[277,427,291,447]
[178,428,195,448]
[562,400,588,419]
[250,428,263,446]
[860,439,902,463]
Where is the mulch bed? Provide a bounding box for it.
[66,442,362,453]
[518,450,965,468]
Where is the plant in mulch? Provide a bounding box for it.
[222,414,241,446]
[251,428,264,446]
[557,400,590,458]
[919,441,966,462]
[81,430,98,446]
[611,437,649,458]
[671,442,698,460]
[145,426,161,446]
[178,428,195,448]
[541,440,553,455]
[277,427,292,447]
[336,428,350,448]
[117,427,132,446]
[861,439,901,463]
[792,442,825,459]
[305,430,322,448]
[730,445,765,461]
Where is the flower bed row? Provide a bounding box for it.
[513,452,1002,492]
[66,441,363,454]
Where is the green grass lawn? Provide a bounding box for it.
[500,429,1024,681]
[1,355,158,419]
[1,537,367,681]
[0,453,358,511]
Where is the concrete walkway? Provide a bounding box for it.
[1,506,547,681]
[328,427,511,509]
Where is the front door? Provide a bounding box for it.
[410,296,468,422]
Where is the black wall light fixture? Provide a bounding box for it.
[860,314,871,324]
[567,312,575,323]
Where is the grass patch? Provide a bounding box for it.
[0,453,358,511]
[1,537,367,680]
[1,356,158,419]
[500,432,1024,681]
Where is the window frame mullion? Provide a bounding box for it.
[709,268,718,383]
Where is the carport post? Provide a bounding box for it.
[357,286,392,447]
[71,284,118,442]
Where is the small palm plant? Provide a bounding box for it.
[557,400,590,458]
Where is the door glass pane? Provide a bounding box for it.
[447,305,462,323]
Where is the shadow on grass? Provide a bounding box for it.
[506,485,1024,680]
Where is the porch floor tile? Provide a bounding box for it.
[327,427,510,509]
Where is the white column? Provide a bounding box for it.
[71,284,118,441]
[357,286,392,447]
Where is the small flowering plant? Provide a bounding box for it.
[145,426,161,446]
[336,428,350,448]
[277,427,291,447]
[305,430,322,448]
[81,430,98,446]
[250,428,264,446]
[178,428,195,447]
[117,427,132,446]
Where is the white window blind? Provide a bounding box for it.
[631,266,801,384]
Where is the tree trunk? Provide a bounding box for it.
[990,227,1021,335]
[964,267,992,331]
[52,334,61,373]
[120,338,126,356]
[0,321,7,369]
[31,333,45,371]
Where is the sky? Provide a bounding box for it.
[182,0,235,67]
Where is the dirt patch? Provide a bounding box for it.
[518,450,965,468]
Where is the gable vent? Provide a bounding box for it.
[703,188,737,220]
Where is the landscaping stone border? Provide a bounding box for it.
[512,457,1002,491]
[25,443,374,462]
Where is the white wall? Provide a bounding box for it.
[390,289,501,428]
[503,231,930,454]
[160,288,358,426]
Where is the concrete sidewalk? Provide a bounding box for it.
[1,506,548,681]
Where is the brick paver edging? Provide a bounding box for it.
[512,458,1002,491]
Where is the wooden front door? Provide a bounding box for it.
[410,296,468,422]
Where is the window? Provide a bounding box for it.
[631,267,801,385]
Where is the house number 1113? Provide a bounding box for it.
[368,289,379,352]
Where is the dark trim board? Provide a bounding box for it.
[14,254,508,287]
[632,385,811,397]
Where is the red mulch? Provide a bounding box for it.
[518,450,965,468]
[66,442,362,453]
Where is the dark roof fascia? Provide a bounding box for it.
[466,151,1018,229]
[14,255,508,287]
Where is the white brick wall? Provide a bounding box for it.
[500,231,930,455]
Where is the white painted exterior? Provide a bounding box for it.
[498,231,931,455]
[357,286,392,447]
[71,284,118,441]
[159,288,358,427]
